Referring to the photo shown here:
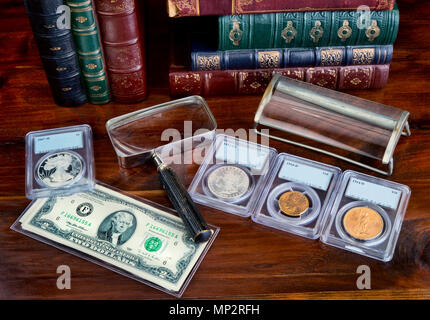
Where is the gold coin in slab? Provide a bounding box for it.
[278,191,309,217]
[342,207,384,240]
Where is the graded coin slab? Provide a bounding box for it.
[188,134,278,218]
[204,165,254,203]
[250,153,341,240]
[35,151,85,188]
[321,170,411,262]
[25,124,95,199]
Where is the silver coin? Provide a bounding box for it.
[36,151,84,187]
[207,165,251,200]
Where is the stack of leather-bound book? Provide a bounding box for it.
[24,0,147,106]
[167,0,399,96]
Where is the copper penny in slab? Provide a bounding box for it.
[278,191,309,217]
[343,207,384,240]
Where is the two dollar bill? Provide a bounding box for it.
[14,183,217,294]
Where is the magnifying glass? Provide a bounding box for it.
[106,96,217,243]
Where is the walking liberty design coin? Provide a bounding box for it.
[278,191,309,217]
[36,151,84,187]
[207,165,251,200]
[342,206,384,240]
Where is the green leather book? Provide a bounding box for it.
[67,0,110,104]
[218,5,399,50]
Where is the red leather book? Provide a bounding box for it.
[94,0,146,103]
[167,0,395,17]
[169,65,390,96]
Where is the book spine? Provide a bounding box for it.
[24,0,87,107]
[94,0,147,103]
[67,0,111,105]
[191,45,393,70]
[169,65,390,96]
[218,7,399,50]
[167,0,394,17]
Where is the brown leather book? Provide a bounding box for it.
[167,0,395,17]
[94,0,147,103]
[169,65,390,96]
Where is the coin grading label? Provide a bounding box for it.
[34,131,84,154]
[345,178,401,210]
[215,139,269,171]
[278,160,333,191]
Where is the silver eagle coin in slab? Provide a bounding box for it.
[206,165,251,200]
[36,151,84,187]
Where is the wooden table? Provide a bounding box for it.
[1,0,429,300]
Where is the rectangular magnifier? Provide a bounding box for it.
[254,74,411,176]
[106,96,217,243]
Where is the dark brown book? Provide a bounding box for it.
[167,0,395,17]
[169,65,390,96]
[94,0,147,103]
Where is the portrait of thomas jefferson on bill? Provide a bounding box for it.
[97,210,137,247]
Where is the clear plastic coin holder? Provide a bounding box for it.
[25,124,95,199]
[252,153,341,240]
[321,170,411,262]
[188,134,277,217]
[12,182,219,298]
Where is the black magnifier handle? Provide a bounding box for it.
[152,153,211,243]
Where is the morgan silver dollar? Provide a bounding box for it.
[36,151,84,187]
[206,165,252,201]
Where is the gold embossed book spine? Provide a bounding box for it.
[67,0,111,104]
[24,0,87,107]
[94,0,147,103]
[169,64,390,96]
[191,45,393,71]
[218,4,399,50]
[167,0,395,17]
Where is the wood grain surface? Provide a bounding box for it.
[0,0,429,300]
